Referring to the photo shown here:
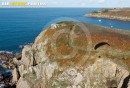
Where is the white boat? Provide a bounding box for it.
[98,19,102,22]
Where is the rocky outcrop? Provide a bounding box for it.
[0,52,15,69]
[13,21,130,88]
[0,52,16,88]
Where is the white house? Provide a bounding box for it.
[51,23,59,29]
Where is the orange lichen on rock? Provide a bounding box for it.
[91,34,130,51]
[33,21,130,69]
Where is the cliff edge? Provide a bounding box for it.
[12,21,130,88]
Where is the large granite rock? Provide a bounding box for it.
[13,21,130,88]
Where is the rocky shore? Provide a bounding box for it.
[86,9,130,21]
[0,52,16,88]
[1,21,130,88]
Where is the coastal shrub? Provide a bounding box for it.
[92,11,98,13]
[59,23,66,27]
[58,80,70,88]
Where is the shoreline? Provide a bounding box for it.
[0,52,16,88]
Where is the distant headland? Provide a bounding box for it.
[85,8,130,21]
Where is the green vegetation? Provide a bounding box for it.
[92,11,98,13]
[59,23,66,27]
[59,80,69,88]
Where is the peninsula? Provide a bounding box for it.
[85,8,130,21]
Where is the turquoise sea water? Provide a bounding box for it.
[0,8,130,52]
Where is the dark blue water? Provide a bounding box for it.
[0,8,130,52]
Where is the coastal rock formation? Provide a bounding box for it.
[13,21,130,88]
[0,52,15,69]
[0,52,16,88]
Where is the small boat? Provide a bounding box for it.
[98,19,102,22]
